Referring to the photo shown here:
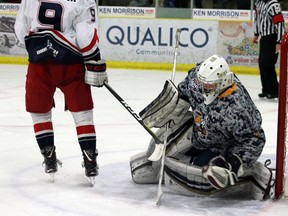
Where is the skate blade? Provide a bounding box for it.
[49,173,55,183]
[88,177,95,187]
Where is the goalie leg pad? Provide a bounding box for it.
[130,151,161,184]
[164,156,214,195]
[250,160,275,200]
[146,111,194,159]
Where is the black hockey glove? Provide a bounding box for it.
[85,59,107,87]
[202,154,244,190]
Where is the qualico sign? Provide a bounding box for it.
[106,26,209,48]
[99,18,218,63]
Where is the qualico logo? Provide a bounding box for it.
[106,26,209,48]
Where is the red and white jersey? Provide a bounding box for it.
[14,0,101,63]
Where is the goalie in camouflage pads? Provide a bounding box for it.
[130,55,274,200]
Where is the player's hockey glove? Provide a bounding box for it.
[85,59,107,87]
[202,154,244,190]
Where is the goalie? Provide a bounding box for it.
[130,54,274,200]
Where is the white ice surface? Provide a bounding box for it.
[0,64,287,216]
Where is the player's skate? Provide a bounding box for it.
[41,146,62,182]
[82,149,99,187]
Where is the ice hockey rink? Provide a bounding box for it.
[0,64,287,216]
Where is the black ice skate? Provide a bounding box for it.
[82,149,99,186]
[41,146,62,182]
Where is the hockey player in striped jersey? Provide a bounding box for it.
[130,55,274,200]
[14,0,107,185]
[253,0,286,100]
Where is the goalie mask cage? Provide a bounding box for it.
[275,32,288,199]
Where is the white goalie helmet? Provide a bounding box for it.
[197,54,234,105]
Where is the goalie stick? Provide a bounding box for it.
[149,28,182,162]
[156,28,182,206]
[104,82,162,144]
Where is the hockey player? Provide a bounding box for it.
[14,0,107,185]
[130,55,274,200]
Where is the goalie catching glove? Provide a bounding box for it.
[85,59,108,87]
[202,154,244,190]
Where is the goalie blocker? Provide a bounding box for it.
[139,79,190,128]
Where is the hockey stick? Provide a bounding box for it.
[156,28,182,206]
[148,28,182,162]
[104,82,162,144]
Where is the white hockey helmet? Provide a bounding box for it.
[197,54,234,104]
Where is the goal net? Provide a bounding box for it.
[275,32,288,199]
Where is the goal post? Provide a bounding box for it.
[275,32,288,199]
